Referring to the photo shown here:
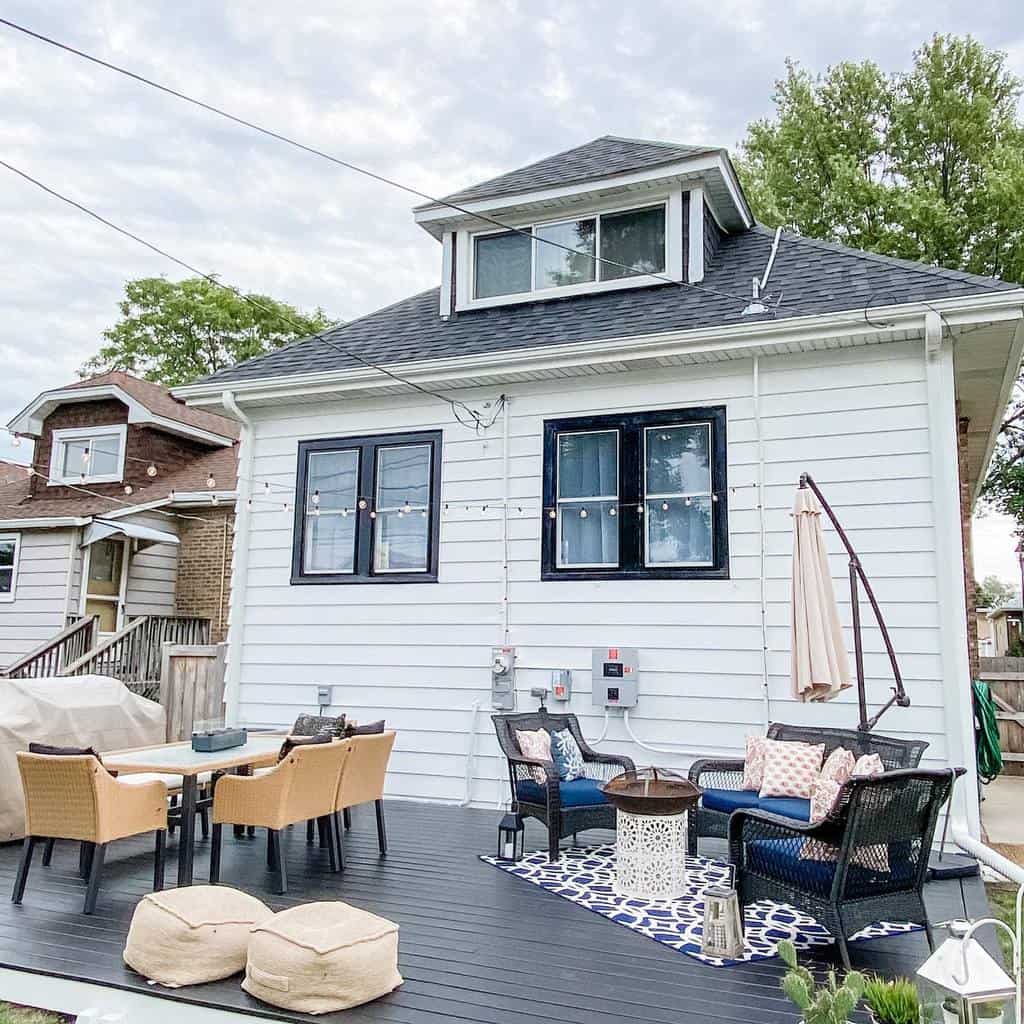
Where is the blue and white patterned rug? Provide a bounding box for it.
[481,844,922,967]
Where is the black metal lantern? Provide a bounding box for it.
[497,812,524,862]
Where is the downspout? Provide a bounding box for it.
[221,390,252,728]
[923,312,980,836]
[753,355,771,728]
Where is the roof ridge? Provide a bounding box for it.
[601,134,712,153]
[753,225,1017,292]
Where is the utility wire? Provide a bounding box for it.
[0,15,854,325]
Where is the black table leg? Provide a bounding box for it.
[177,774,199,886]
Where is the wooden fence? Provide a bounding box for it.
[159,643,228,742]
[979,656,1024,776]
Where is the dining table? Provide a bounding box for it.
[103,733,285,886]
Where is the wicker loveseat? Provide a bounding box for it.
[492,711,635,861]
[687,724,928,856]
[730,767,962,967]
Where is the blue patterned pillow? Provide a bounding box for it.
[550,729,585,781]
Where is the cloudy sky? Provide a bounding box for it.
[1,1,1022,577]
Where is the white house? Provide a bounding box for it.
[177,136,1024,835]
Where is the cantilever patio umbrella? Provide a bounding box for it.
[793,473,911,732]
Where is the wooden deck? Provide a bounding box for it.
[0,800,991,1024]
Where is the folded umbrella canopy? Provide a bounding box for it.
[791,486,853,702]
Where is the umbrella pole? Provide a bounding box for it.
[799,472,910,731]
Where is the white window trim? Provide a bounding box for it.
[373,442,432,574]
[0,532,21,602]
[642,422,715,568]
[458,193,682,312]
[79,535,130,631]
[555,429,620,570]
[48,424,128,485]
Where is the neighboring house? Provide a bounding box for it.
[177,136,1024,834]
[976,607,995,657]
[0,461,30,487]
[0,371,238,671]
[987,605,1023,657]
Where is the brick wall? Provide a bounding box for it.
[32,400,210,498]
[174,506,234,642]
[957,414,980,681]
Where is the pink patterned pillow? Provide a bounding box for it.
[759,739,825,799]
[820,747,856,787]
[852,753,884,778]
[742,735,768,791]
[809,778,843,824]
[515,728,553,785]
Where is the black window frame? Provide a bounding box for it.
[542,406,728,581]
[291,430,442,585]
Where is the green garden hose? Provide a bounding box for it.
[972,679,1004,784]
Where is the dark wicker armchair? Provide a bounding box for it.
[492,710,635,861]
[687,724,928,855]
[729,767,962,968]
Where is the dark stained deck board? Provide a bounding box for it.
[0,801,991,1024]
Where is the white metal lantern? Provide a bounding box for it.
[917,920,1018,1024]
[701,882,745,960]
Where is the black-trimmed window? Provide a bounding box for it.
[291,431,441,584]
[542,407,728,580]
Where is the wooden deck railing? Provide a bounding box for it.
[61,615,211,684]
[1,616,99,679]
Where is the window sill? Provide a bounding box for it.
[290,573,439,586]
[541,566,729,582]
[47,476,123,487]
[457,271,679,313]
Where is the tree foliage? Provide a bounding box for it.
[82,276,334,388]
[975,574,1017,609]
[739,35,1024,526]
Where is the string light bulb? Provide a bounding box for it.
[661,501,670,512]
[264,481,271,496]
[369,509,377,519]
[146,463,157,478]
[609,506,617,516]
[124,484,134,496]
[684,496,692,506]
[207,474,216,489]
[10,433,20,448]
[548,508,557,520]
[246,497,253,509]
[169,489,176,501]
[402,501,411,515]
[421,508,428,517]
[637,504,644,515]
[313,504,320,517]
[711,493,719,503]
[311,489,320,507]
[212,493,220,506]
[579,508,588,519]
[358,498,368,510]
[341,507,349,518]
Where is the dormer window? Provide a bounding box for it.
[471,203,667,301]
[49,425,127,485]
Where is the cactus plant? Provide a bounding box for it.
[778,939,867,1024]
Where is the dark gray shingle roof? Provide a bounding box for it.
[425,136,716,207]
[200,226,1018,386]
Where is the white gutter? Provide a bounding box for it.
[0,516,90,529]
[220,391,253,728]
[174,290,1024,409]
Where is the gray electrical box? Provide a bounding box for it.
[550,670,572,702]
[591,647,639,708]
[491,646,516,710]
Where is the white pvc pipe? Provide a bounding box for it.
[752,355,771,728]
[461,700,480,807]
[586,709,611,746]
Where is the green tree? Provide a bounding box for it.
[739,34,1024,526]
[975,574,1017,609]
[82,276,334,388]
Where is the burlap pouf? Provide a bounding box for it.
[123,885,273,988]
[243,901,403,1014]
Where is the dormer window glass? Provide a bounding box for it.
[49,425,127,485]
[471,202,667,301]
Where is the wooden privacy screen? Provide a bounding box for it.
[159,643,228,742]
[979,656,1024,777]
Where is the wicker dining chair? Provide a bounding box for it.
[209,740,350,894]
[14,752,169,914]
[331,730,396,866]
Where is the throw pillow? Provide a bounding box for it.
[292,713,346,738]
[852,753,884,777]
[278,732,332,761]
[344,720,385,737]
[28,742,101,761]
[820,746,856,787]
[759,739,825,800]
[550,729,585,781]
[515,728,553,785]
[742,735,768,791]
[809,777,843,824]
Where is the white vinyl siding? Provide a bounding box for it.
[0,528,76,669]
[231,339,948,805]
[121,512,179,617]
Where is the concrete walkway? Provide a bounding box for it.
[981,774,1024,844]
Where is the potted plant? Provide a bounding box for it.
[863,977,921,1024]
[778,939,867,1024]
[940,996,961,1024]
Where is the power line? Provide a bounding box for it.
[0,16,843,324]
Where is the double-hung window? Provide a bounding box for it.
[49,425,127,485]
[0,533,19,601]
[542,407,728,580]
[292,431,441,584]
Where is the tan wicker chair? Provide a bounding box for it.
[334,731,396,863]
[14,752,169,914]
[210,740,350,894]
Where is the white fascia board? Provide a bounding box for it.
[414,152,752,234]
[0,515,90,528]
[176,290,1024,411]
[168,490,237,507]
[7,383,235,447]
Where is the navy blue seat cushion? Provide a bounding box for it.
[516,777,608,808]
[748,839,915,894]
[701,788,810,822]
